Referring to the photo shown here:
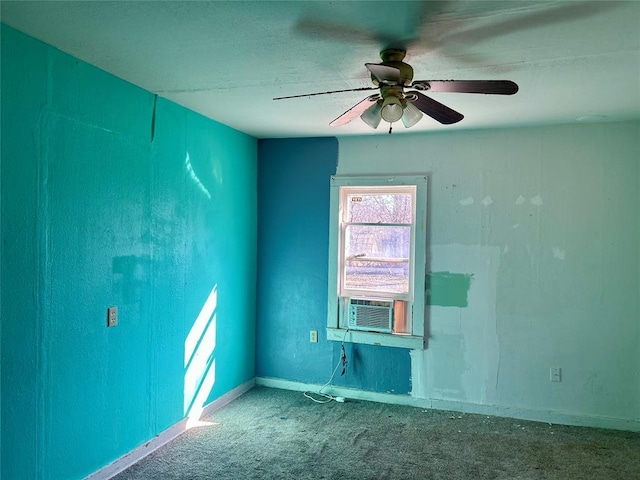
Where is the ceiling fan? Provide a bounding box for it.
[274,48,518,133]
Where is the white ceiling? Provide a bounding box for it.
[2,1,639,138]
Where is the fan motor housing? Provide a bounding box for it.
[370,49,414,86]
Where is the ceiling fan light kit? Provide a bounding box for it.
[401,101,423,128]
[274,49,519,133]
[380,95,404,123]
[360,99,383,129]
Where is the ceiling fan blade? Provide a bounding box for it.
[365,63,402,84]
[273,86,377,100]
[330,95,380,127]
[406,91,463,125]
[295,1,435,52]
[412,80,518,95]
[442,1,615,47]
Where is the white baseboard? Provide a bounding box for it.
[427,398,640,432]
[86,374,638,480]
[85,379,255,480]
[255,376,639,432]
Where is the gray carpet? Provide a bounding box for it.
[113,386,640,479]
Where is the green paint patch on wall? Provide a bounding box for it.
[426,272,473,307]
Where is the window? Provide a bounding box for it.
[327,176,427,349]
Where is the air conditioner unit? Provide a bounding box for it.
[347,298,393,333]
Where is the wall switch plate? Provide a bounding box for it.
[550,366,561,382]
[107,306,118,327]
[310,330,318,343]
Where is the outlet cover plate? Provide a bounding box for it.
[107,306,118,327]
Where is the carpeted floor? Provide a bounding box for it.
[113,386,640,479]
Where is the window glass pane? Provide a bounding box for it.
[346,193,413,224]
[344,225,411,294]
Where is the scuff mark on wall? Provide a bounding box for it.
[459,197,474,206]
[426,272,474,307]
[482,196,494,206]
[515,195,526,205]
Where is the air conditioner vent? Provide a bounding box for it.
[347,298,393,333]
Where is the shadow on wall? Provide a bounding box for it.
[184,284,218,428]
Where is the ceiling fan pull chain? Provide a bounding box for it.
[388,123,393,134]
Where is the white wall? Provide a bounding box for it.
[337,121,640,430]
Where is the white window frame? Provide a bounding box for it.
[327,175,427,349]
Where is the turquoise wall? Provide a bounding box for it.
[2,18,638,480]
[1,24,257,479]
[256,138,412,394]
[256,124,638,427]
[338,122,640,429]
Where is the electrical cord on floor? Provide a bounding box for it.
[303,329,349,404]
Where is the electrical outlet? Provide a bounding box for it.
[550,366,561,382]
[107,306,118,327]
[310,330,318,343]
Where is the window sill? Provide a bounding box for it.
[326,327,424,350]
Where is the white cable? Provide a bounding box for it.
[303,329,349,404]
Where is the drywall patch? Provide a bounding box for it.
[459,197,474,206]
[481,196,494,206]
[515,195,526,205]
[413,245,500,405]
[552,247,566,260]
[426,272,474,307]
[512,224,520,229]
[530,195,544,206]
[430,333,466,399]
